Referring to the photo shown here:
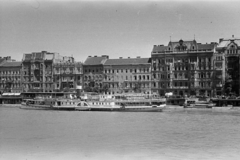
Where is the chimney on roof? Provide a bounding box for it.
[219,38,223,43]
[94,55,97,57]
[102,55,109,59]
[136,56,141,58]
[160,45,164,46]
[128,57,130,59]
[232,35,234,38]
[211,42,217,44]
[88,56,92,58]
[119,57,123,59]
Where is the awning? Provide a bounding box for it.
[1,93,21,96]
[76,85,82,89]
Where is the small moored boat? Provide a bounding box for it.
[184,98,216,108]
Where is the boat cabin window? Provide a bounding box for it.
[77,103,81,106]
[29,100,34,104]
[187,101,195,104]
[84,102,88,106]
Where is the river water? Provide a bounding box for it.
[1,106,240,160]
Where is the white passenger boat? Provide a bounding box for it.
[87,99,166,112]
[20,92,166,112]
[20,98,90,111]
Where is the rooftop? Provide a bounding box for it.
[0,61,22,67]
[84,56,108,65]
[152,39,216,53]
[217,39,240,48]
[104,58,151,65]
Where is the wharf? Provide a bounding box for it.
[211,98,240,107]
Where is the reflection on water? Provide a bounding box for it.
[0,107,240,160]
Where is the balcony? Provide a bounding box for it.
[173,78,188,81]
[171,86,188,89]
[61,79,74,82]
[215,67,222,71]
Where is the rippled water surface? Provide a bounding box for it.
[1,106,240,160]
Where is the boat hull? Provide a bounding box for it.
[20,105,53,110]
[89,107,163,112]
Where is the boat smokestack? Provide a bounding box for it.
[76,85,82,98]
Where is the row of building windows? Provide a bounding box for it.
[153,64,212,71]
[84,68,103,73]
[106,75,151,81]
[0,71,21,75]
[0,83,21,88]
[152,81,212,88]
[215,56,223,61]
[23,83,54,89]
[22,76,53,82]
[153,72,212,79]
[152,48,212,54]
[84,75,103,80]
[153,57,211,64]
[55,76,81,81]
[104,68,150,74]
[107,82,151,89]
[0,77,21,82]
[227,49,238,54]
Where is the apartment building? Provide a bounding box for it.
[215,35,240,96]
[0,60,22,93]
[83,55,109,92]
[53,57,83,92]
[0,56,22,104]
[103,57,151,94]
[151,39,217,97]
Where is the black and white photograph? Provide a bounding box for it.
[0,0,240,159]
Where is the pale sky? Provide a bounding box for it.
[0,0,240,62]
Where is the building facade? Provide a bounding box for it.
[151,39,217,97]
[22,51,54,93]
[215,36,240,96]
[53,58,83,93]
[83,55,109,92]
[21,51,72,93]
[0,60,22,93]
[0,57,22,104]
[103,57,152,94]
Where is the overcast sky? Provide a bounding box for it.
[0,0,240,62]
